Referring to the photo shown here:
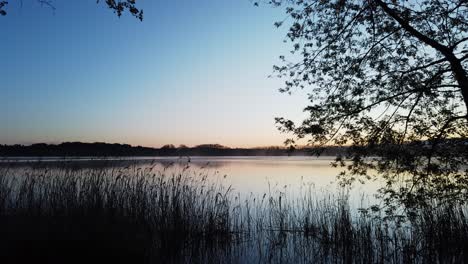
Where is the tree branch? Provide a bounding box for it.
[375,0,451,55]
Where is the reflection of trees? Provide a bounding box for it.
[0,158,229,171]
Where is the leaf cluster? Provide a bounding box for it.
[0,0,143,20]
[271,0,468,211]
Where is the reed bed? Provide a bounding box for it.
[0,163,467,263]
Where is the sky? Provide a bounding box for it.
[1,0,310,148]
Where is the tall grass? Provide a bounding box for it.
[0,163,467,263]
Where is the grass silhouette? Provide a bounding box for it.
[0,163,467,263]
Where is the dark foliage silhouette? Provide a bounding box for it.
[265,0,468,213]
[0,0,143,20]
[0,142,349,157]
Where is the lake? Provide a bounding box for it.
[0,156,382,209]
[1,156,466,263]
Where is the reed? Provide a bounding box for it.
[0,164,467,263]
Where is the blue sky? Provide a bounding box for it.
[1,0,309,147]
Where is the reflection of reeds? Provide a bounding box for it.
[0,165,467,263]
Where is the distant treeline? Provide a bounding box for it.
[0,142,347,157]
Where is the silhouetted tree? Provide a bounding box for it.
[161,144,176,149]
[267,0,468,213]
[0,0,143,20]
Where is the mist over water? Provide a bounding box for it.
[2,156,381,209]
[2,156,466,263]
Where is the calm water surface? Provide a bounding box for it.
[1,156,382,208]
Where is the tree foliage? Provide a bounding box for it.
[269,0,468,212]
[0,0,143,20]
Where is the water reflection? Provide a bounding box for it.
[1,157,466,263]
[1,156,382,208]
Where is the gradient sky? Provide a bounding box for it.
[1,0,310,148]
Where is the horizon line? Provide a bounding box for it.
[1,141,338,149]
